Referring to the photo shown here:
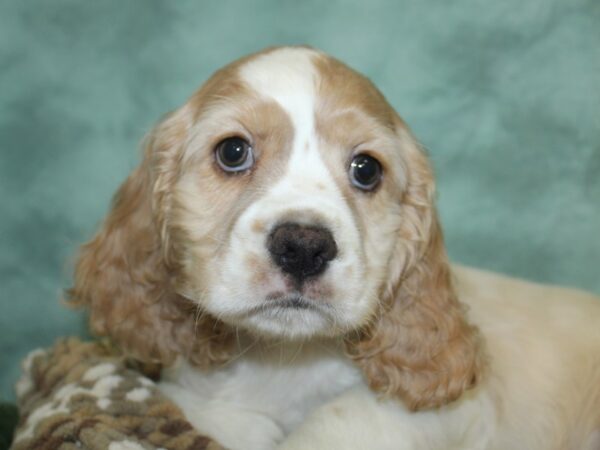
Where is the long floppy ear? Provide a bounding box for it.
[346,129,484,411]
[67,109,233,367]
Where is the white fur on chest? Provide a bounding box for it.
[158,340,361,450]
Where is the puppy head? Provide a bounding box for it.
[69,47,483,409]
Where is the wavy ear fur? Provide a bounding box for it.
[347,132,484,410]
[67,110,233,367]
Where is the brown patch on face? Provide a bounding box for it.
[251,219,266,234]
[169,63,296,282]
[246,254,268,286]
[310,52,408,243]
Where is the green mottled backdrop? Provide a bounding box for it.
[1,0,599,401]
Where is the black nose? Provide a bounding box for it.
[267,223,338,282]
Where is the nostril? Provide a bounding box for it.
[267,222,338,281]
[284,244,298,259]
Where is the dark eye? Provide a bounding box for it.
[349,154,382,191]
[215,137,254,172]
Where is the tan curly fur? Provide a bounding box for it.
[345,134,484,410]
[67,109,235,369]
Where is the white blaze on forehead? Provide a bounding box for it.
[239,47,340,200]
[240,48,320,169]
[240,47,319,137]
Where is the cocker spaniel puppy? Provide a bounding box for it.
[69,47,600,450]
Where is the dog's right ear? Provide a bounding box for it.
[67,107,234,367]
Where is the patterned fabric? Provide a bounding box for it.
[12,338,225,450]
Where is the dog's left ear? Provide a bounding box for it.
[346,126,484,411]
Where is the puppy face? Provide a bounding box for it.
[168,48,410,338]
[71,46,481,410]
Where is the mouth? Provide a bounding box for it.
[228,292,339,338]
[247,293,331,316]
[253,293,322,313]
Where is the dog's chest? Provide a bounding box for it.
[158,341,362,449]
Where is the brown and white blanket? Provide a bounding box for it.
[12,338,225,450]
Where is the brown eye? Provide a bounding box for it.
[215,137,254,172]
[349,154,382,191]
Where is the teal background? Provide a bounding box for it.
[1,0,599,402]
